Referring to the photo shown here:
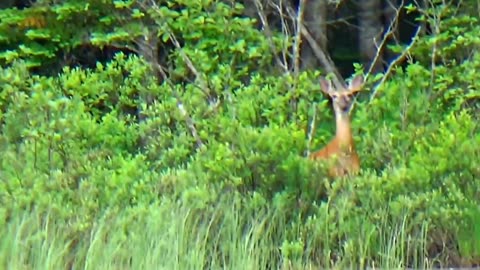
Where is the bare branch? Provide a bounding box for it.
[176,101,204,149]
[365,0,405,81]
[368,26,422,103]
[270,0,293,70]
[131,1,206,149]
[292,0,306,77]
[300,24,345,89]
[305,102,318,157]
[132,35,205,149]
[153,62,205,149]
[325,16,358,28]
[253,0,288,72]
[428,8,439,96]
[165,30,211,97]
[142,0,211,98]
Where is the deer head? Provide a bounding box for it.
[319,75,364,116]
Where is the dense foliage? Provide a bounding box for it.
[0,0,479,269]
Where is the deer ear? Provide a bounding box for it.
[320,77,332,95]
[348,75,364,93]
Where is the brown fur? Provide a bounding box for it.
[309,75,364,178]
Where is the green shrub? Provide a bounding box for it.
[1,1,480,268]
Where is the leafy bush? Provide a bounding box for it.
[1,1,480,269]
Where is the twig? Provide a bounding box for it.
[153,62,205,149]
[253,0,288,72]
[365,0,405,81]
[270,0,293,71]
[166,31,211,97]
[428,14,438,97]
[300,24,344,89]
[286,0,307,116]
[292,0,306,77]
[128,15,205,149]
[368,26,422,103]
[305,102,318,157]
[144,0,211,98]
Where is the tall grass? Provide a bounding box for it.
[0,195,432,270]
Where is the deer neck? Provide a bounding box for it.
[335,113,354,148]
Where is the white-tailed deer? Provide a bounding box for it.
[309,74,364,178]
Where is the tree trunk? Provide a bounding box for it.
[358,0,383,73]
[301,0,328,70]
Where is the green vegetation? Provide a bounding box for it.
[0,0,479,269]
